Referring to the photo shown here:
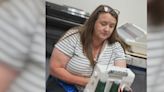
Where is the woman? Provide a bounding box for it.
[50,4,127,92]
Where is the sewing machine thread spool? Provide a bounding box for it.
[95,80,106,92]
[109,81,120,92]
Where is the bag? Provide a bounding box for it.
[57,79,78,92]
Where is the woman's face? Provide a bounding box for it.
[93,13,116,41]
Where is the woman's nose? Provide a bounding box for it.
[104,25,110,31]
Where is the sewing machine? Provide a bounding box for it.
[84,64,135,92]
[117,23,146,57]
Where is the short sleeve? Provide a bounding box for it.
[0,0,45,70]
[113,42,126,61]
[28,24,45,65]
[55,29,79,57]
[0,10,28,70]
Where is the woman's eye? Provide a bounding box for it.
[110,24,115,28]
[101,22,107,26]
[110,25,114,28]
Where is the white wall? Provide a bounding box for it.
[47,0,147,31]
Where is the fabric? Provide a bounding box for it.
[55,28,126,91]
[57,79,78,92]
[147,25,164,92]
[0,0,45,92]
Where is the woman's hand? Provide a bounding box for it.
[118,84,132,92]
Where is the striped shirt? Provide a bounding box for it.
[0,0,45,92]
[55,28,126,77]
[147,25,164,92]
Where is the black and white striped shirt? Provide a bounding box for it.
[55,28,126,77]
[0,0,45,92]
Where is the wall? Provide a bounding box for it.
[47,0,147,31]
